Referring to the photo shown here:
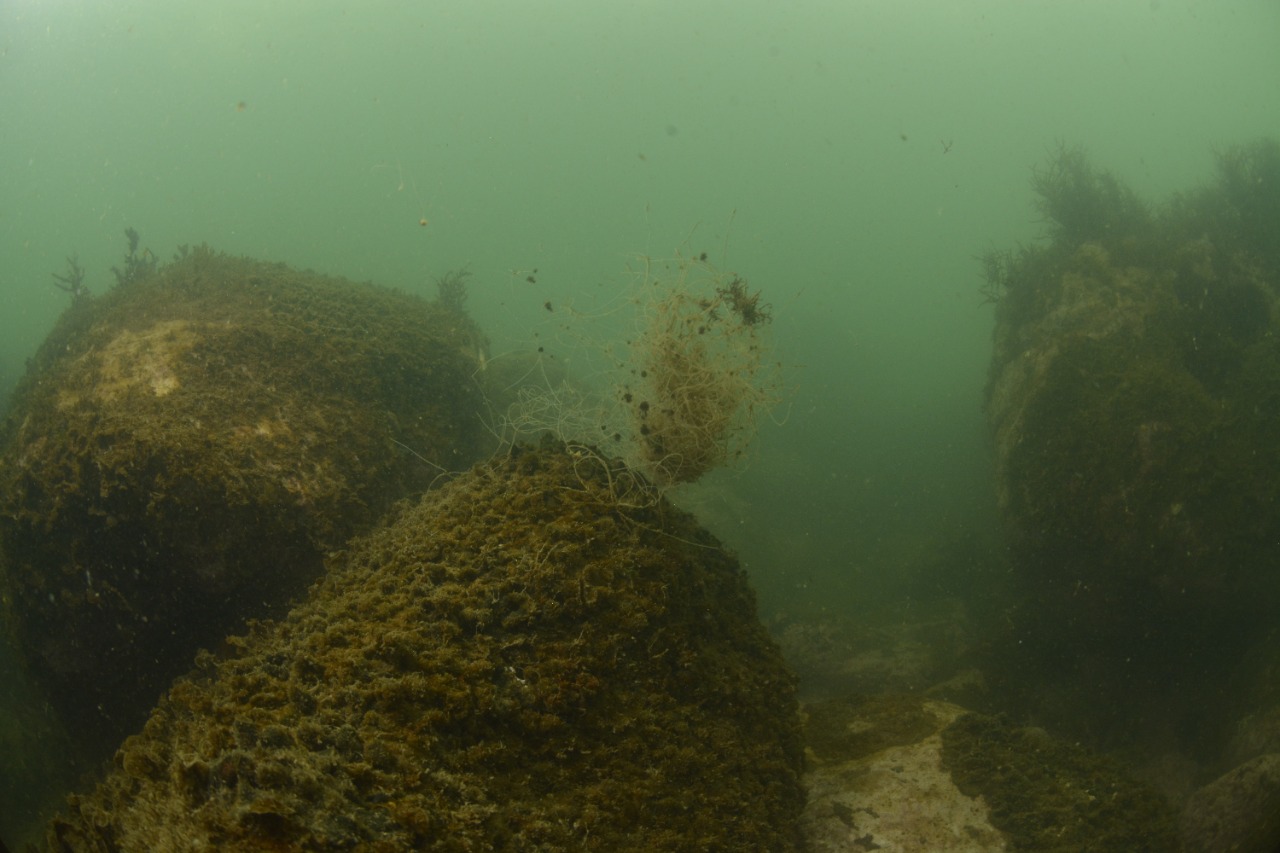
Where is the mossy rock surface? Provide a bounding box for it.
[986,142,1280,653]
[46,441,805,852]
[0,247,488,751]
[940,712,1179,852]
[804,693,944,764]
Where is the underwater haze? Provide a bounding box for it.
[4,0,1274,616]
[1,0,1279,843]
[3,0,1279,643]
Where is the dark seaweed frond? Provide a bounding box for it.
[433,268,471,314]
[1031,144,1150,246]
[111,227,157,287]
[51,254,90,304]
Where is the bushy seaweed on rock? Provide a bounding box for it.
[1030,144,1153,250]
[983,138,1280,749]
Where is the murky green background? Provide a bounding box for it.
[7,0,1273,616]
[1,0,1278,842]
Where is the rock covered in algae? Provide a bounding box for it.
[46,441,806,851]
[984,141,1280,654]
[0,246,488,752]
[940,711,1179,850]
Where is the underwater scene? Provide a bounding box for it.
[1,1,1279,850]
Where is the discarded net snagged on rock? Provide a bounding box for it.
[48,442,806,852]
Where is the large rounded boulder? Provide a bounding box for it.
[983,141,1280,734]
[47,442,806,851]
[0,246,489,751]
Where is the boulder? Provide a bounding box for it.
[1181,753,1280,853]
[47,442,805,851]
[0,246,488,752]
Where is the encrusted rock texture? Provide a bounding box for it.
[47,442,805,851]
[0,246,489,752]
[986,142,1280,643]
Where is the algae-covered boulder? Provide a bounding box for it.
[985,141,1280,659]
[46,442,805,851]
[940,711,1179,850]
[801,696,1180,851]
[0,246,488,750]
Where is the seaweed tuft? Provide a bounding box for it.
[110,227,157,287]
[1030,144,1150,247]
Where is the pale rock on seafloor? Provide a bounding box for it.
[801,700,1006,852]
